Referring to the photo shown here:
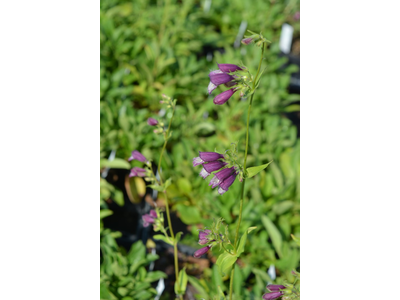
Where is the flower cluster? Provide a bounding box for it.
[193,229,215,258]
[208,64,243,105]
[262,284,286,300]
[193,151,238,195]
[142,209,158,227]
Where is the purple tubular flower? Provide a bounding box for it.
[209,167,235,188]
[193,245,212,258]
[193,151,225,167]
[198,229,211,245]
[147,118,158,126]
[142,210,157,227]
[262,292,283,300]
[129,167,147,178]
[218,172,238,195]
[266,285,286,292]
[213,88,237,105]
[209,71,234,86]
[241,37,253,45]
[217,64,243,73]
[128,150,148,162]
[199,161,227,179]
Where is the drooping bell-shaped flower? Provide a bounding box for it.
[209,167,235,188]
[199,160,227,179]
[218,171,238,195]
[262,291,283,300]
[193,245,212,258]
[209,70,234,86]
[147,118,158,126]
[213,88,237,105]
[266,285,286,292]
[198,229,211,245]
[129,167,146,178]
[193,151,225,167]
[217,63,243,73]
[128,150,148,163]
[142,210,157,227]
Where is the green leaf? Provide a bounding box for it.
[247,161,273,178]
[100,209,113,220]
[177,178,192,194]
[187,276,209,299]
[175,232,183,244]
[100,158,130,169]
[291,234,300,247]
[215,252,237,276]
[153,234,173,245]
[236,227,257,257]
[175,204,202,224]
[164,177,172,190]
[174,268,188,295]
[145,271,167,282]
[147,184,165,192]
[261,215,283,258]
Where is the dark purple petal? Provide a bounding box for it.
[147,118,158,126]
[266,285,286,292]
[241,37,253,45]
[214,167,235,181]
[217,63,243,73]
[218,172,237,195]
[213,89,237,105]
[128,150,148,162]
[193,245,211,258]
[198,151,224,162]
[129,167,146,177]
[208,82,217,94]
[209,71,234,85]
[203,161,227,173]
[262,292,283,300]
[149,210,157,218]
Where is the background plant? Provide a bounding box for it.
[100,0,300,299]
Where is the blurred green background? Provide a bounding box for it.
[100,0,300,299]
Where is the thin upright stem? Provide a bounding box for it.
[229,43,265,300]
[156,104,182,300]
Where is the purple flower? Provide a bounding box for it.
[142,210,157,227]
[213,88,237,105]
[266,285,286,292]
[193,245,212,258]
[198,229,211,245]
[209,70,234,86]
[193,151,225,167]
[209,167,235,188]
[199,161,227,179]
[217,64,243,73]
[147,118,158,126]
[218,172,238,195]
[262,292,283,300]
[208,81,218,94]
[241,37,253,45]
[129,167,147,177]
[128,150,148,163]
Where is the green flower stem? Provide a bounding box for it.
[157,104,182,300]
[229,43,265,300]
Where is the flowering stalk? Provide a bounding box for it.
[228,41,267,300]
[155,96,183,300]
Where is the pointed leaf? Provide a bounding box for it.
[153,234,173,245]
[261,215,282,258]
[215,252,237,276]
[246,161,273,178]
[174,268,188,295]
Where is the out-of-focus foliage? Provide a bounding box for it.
[101,0,300,298]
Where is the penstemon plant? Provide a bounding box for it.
[128,31,300,300]
[190,31,300,300]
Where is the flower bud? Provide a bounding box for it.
[147,118,158,126]
[193,245,212,258]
